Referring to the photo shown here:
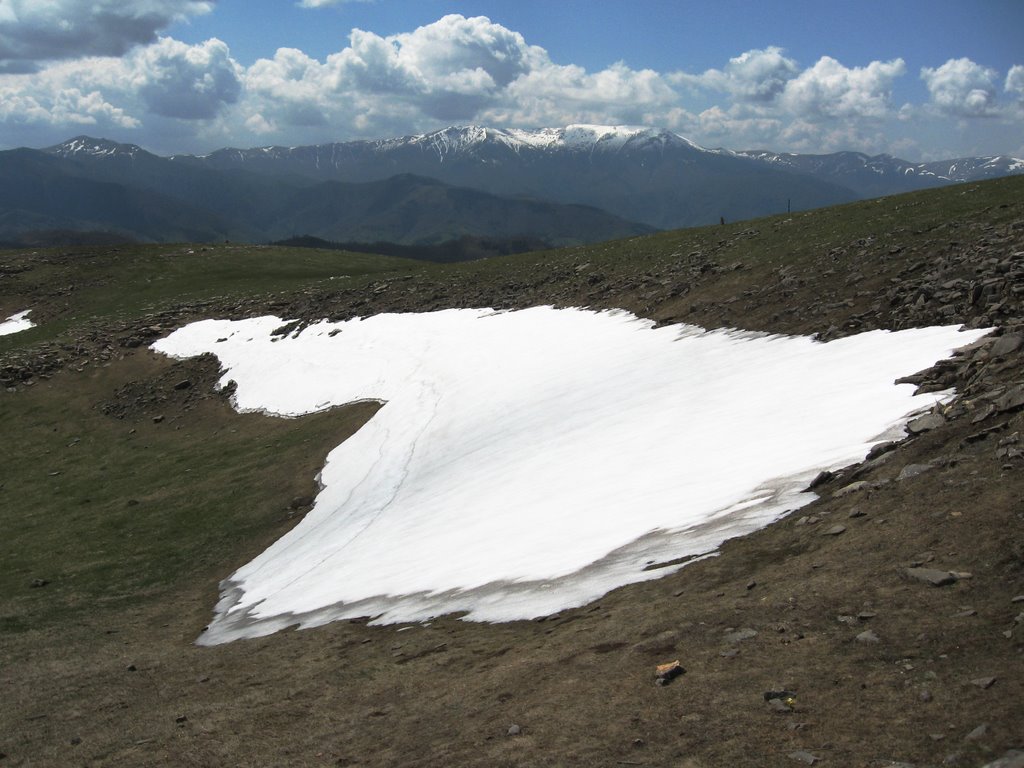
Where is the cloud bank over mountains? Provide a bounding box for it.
[0,2,1020,158]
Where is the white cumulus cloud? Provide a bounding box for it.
[132,37,241,119]
[921,57,999,117]
[0,0,214,71]
[781,56,906,119]
[676,46,799,103]
[1005,64,1024,103]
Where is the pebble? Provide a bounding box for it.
[506,724,521,736]
[964,723,989,742]
[788,751,821,764]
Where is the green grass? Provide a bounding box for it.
[0,355,380,635]
[0,242,425,348]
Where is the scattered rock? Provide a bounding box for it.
[856,629,880,644]
[723,628,758,644]
[989,333,1023,356]
[808,470,834,489]
[964,723,989,742]
[980,750,1024,768]
[833,481,870,498]
[970,676,997,689]
[152,414,165,424]
[866,441,898,460]
[506,724,521,737]
[654,660,685,685]
[768,698,794,713]
[907,412,945,434]
[29,578,49,588]
[906,568,958,587]
[822,524,846,536]
[995,384,1024,413]
[173,379,192,390]
[897,464,934,481]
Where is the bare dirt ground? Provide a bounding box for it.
[1,183,1022,767]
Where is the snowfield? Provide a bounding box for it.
[152,307,989,645]
[0,310,34,336]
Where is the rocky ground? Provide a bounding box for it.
[0,181,1022,767]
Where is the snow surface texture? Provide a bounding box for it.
[0,310,34,336]
[152,308,989,645]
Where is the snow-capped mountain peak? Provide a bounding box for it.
[44,136,145,159]
[399,124,706,158]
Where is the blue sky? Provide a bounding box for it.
[1,1,1021,158]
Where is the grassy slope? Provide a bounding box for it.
[0,176,1021,767]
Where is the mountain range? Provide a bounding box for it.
[1,125,1020,246]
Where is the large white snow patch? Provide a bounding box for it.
[152,308,988,644]
[0,310,35,336]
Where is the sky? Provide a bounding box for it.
[0,0,1021,159]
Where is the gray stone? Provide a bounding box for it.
[506,724,521,736]
[856,629,881,644]
[980,750,1024,768]
[833,480,870,498]
[964,723,989,742]
[907,413,945,433]
[990,333,1023,357]
[996,384,1024,413]
[907,568,958,587]
[970,676,997,689]
[723,628,758,643]
[866,441,898,460]
[898,464,934,481]
[767,698,793,713]
[822,524,846,536]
